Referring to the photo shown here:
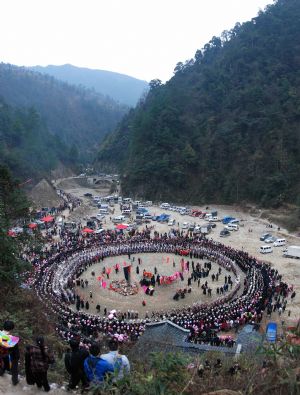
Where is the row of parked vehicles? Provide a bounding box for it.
[259,233,287,254]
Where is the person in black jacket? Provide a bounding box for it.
[64,338,89,390]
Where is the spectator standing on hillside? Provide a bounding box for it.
[25,336,55,392]
[101,338,130,381]
[0,320,20,385]
[84,343,114,385]
[65,338,89,391]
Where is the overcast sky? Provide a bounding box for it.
[0,0,273,82]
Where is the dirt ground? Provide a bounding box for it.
[0,375,67,394]
[55,177,300,325]
[75,253,244,316]
[28,179,64,208]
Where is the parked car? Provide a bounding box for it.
[84,192,93,197]
[182,222,189,229]
[225,223,239,231]
[260,245,273,254]
[264,236,277,243]
[220,229,230,237]
[193,226,201,234]
[222,216,236,224]
[168,219,176,226]
[208,216,219,222]
[260,233,272,241]
[273,238,286,247]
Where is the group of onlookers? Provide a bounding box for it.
[0,320,130,392]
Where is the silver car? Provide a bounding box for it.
[265,236,277,243]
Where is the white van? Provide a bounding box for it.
[168,218,176,226]
[160,203,170,209]
[273,238,286,247]
[260,245,273,254]
[99,208,108,215]
[112,215,125,223]
[226,223,239,231]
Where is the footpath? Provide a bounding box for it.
[0,374,68,394]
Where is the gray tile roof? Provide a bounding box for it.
[130,321,263,359]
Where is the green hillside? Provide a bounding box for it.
[97,0,300,207]
[0,63,128,161]
[30,64,148,107]
[0,99,70,181]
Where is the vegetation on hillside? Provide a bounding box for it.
[0,63,128,162]
[30,64,148,107]
[98,0,300,207]
[0,100,73,181]
[0,166,30,284]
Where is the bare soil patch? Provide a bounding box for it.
[75,253,244,316]
[28,179,63,208]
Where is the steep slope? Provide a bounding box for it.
[97,0,300,206]
[0,63,128,160]
[30,64,148,107]
[0,100,69,181]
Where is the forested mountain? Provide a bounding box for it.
[30,64,148,106]
[0,63,128,161]
[97,0,300,206]
[0,99,70,181]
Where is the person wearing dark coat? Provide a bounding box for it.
[65,339,89,390]
[25,336,54,392]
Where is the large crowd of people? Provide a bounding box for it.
[1,187,294,392]
[14,186,291,351]
[19,190,291,349]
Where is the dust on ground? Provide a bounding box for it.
[28,179,64,209]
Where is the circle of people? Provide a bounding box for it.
[23,221,290,349]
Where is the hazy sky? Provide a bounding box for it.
[0,0,273,82]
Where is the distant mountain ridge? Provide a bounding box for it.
[30,64,148,106]
[0,63,128,161]
[0,63,129,180]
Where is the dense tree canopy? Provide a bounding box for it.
[0,100,69,180]
[97,0,300,206]
[0,166,30,284]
